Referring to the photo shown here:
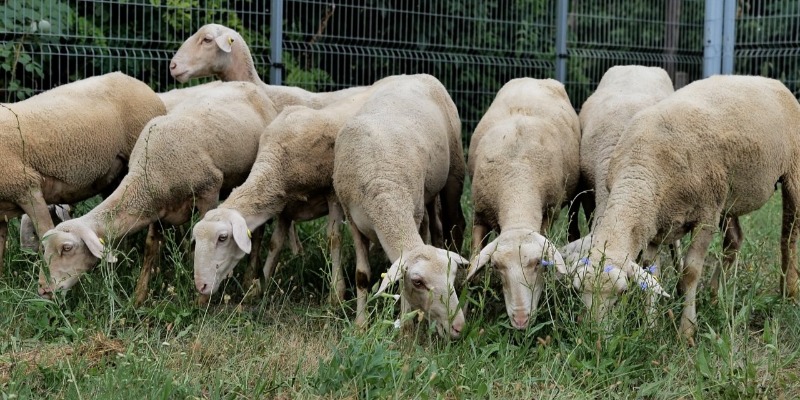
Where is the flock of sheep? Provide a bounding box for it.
[2,23,799,341]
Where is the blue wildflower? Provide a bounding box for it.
[579,257,590,265]
[603,265,614,273]
[640,281,648,290]
[541,260,553,267]
[648,265,658,275]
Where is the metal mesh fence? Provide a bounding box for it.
[735,0,800,97]
[565,0,706,110]
[283,0,557,140]
[1,0,271,101]
[2,1,800,139]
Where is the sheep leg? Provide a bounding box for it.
[134,223,163,307]
[351,224,372,327]
[471,223,489,259]
[327,199,346,306]
[710,216,743,297]
[287,222,303,255]
[262,215,291,285]
[419,206,431,245]
[781,180,800,299]
[0,221,7,275]
[426,199,444,248]
[678,223,715,339]
[18,189,56,285]
[242,224,265,300]
[439,175,465,252]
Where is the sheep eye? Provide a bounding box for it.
[62,244,73,252]
[411,279,424,289]
[218,233,228,242]
[202,37,213,44]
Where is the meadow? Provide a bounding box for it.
[1,184,799,399]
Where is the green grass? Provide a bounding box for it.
[2,190,800,399]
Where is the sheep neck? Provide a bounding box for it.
[496,186,544,232]
[219,157,288,231]
[218,40,260,85]
[591,168,659,263]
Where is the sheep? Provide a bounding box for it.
[169,23,367,111]
[0,72,166,275]
[563,66,744,297]
[191,82,384,304]
[157,81,223,112]
[570,75,800,339]
[333,74,468,339]
[38,81,278,304]
[464,78,578,329]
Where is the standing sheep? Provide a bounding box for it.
[39,81,277,303]
[334,74,468,339]
[191,82,384,304]
[572,75,800,338]
[465,78,578,329]
[0,72,166,274]
[169,24,366,111]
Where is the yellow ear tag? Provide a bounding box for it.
[228,37,234,45]
[246,229,251,238]
[98,238,105,245]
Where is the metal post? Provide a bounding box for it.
[269,0,283,85]
[722,0,737,74]
[555,0,568,83]
[703,0,723,77]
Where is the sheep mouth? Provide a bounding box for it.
[170,69,190,82]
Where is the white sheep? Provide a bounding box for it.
[465,78,579,329]
[169,23,366,111]
[564,66,744,297]
[191,81,386,304]
[333,74,469,339]
[0,72,165,274]
[39,81,277,304]
[572,75,800,338]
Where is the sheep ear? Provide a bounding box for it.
[54,205,71,222]
[466,238,498,281]
[440,248,469,266]
[376,258,405,295]
[76,226,116,263]
[215,34,234,53]
[230,211,252,254]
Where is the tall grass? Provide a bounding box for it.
[1,190,799,398]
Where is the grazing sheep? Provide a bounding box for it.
[0,72,166,274]
[563,65,744,296]
[571,75,800,339]
[170,23,366,111]
[333,74,468,339]
[191,83,384,303]
[39,81,277,303]
[464,78,578,329]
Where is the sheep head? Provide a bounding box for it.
[570,250,669,322]
[39,219,116,298]
[170,24,241,83]
[192,208,252,296]
[376,245,469,339]
[466,229,566,329]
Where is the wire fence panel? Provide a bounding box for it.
[735,0,800,97]
[3,1,800,137]
[283,0,557,141]
[1,0,271,102]
[565,0,705,110]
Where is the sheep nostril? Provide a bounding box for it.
[169,61,177,70]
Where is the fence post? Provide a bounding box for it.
[703,0,723,77]
[722,0,737,74]
[269,0,283,85]
[555,0,568,83]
